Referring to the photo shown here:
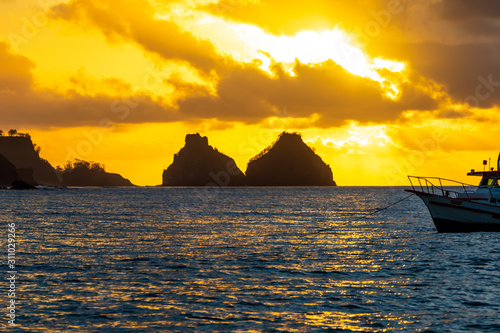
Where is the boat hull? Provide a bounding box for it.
[407,190,500,232]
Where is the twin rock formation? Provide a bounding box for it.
[162,132,336,186]
[0,133,335,188]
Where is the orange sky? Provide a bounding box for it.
[1,0,500,185]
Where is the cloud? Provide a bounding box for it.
[341,1,500,109]
[435,0,500,21]
[423,1,500,43]
[0,89,180,128]
[175,60,438,126]
[0,37,440,129]
[202,0,387,35]
[0,42,181,128]
[4,0,489,130]
[380,0,500,45]
[196,0,500,111]
[0,42,34,93]
[54,0,221,73]
[388,42,500,108]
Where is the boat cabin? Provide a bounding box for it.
[466,170,500,199]
[479,177,500,188]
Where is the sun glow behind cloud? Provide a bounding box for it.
[168,11,407,99]
[307,124,393,149]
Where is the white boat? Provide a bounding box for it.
[406,154,500,232]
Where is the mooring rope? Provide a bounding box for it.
[299,193,416,237]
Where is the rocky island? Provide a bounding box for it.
[59,160,134,187]
[162,133,246,186]
[246,132,336,186]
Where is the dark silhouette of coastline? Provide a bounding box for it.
[246,132,336,186]
[0,130,336,188]
[0,131,133,188]
[162,133,246,186]
[0,135,60,185]
[59,160,134,187]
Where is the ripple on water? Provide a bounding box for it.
[1,187,499,332]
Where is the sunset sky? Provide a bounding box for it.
[1,0,500,185]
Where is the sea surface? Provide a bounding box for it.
[1,187,499,332]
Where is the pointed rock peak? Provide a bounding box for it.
[246,131,336,186]
[185,133,209,148]
[274,132,306,146]
[277,131,303,141]
[162,134,246,186]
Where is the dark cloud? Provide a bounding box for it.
[0,89,180,128]
[427,1,500,41]
[457,19,500,38]
[399,42,500,107]
[358,0,500,53]
[355,1,500,108]
[435,0,500,21]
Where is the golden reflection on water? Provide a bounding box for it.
[298,311,419,332]
[8,188,492,332]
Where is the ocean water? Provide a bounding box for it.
[1,187,499,332]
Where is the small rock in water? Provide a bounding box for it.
[11,179,37,190]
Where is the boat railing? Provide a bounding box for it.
[408,176,477,199]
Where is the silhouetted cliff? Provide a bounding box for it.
[162,133,246,186]
[246,132,336,186]
[60,160,134,187]
[0,153,20,187]
[0,136,60,185]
